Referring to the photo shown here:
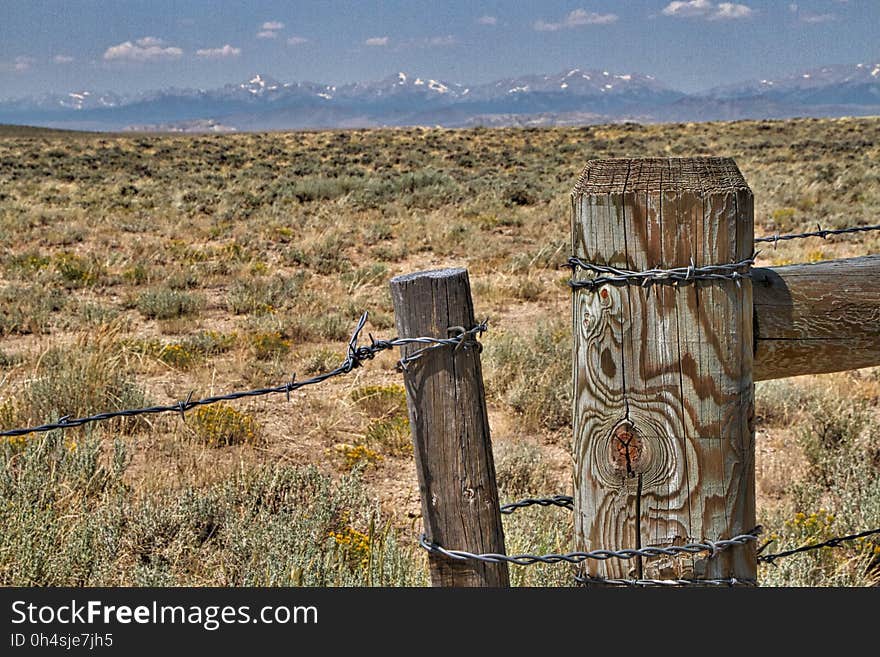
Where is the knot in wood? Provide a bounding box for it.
[582,309,593,331]
[610,423,643,477]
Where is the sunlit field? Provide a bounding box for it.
[1,118,878,586]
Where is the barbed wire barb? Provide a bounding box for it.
[494,495,878,583]
[574,574,757,587]
[754,223,880,246]
[285,374,296,402]
[758,526,880,564]
[566,255,756,290]
[0,312,488,440]
[499,495,574,514]
[419,528,762,566]
[177,390,194,422]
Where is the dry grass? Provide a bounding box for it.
[0,118,878,585]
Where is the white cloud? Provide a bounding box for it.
[262,21,284,30]
[364,36,389,46]
[256,30,279,39]
[53,55,75,64]
[14,56,35,71]
[425,35,456,46]
[195,44,241,58]
[477,15,497,25]
[534,9,618,31]
[800,12,836,23]
[287,36,308,46]
[713,2,753,19]
[662,0,712,17]
[662,1,753,20]
[136,36,165,47]
[103,37,183,62]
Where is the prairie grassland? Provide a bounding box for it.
[0,119,878,586]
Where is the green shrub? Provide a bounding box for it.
[157,343,197,369]
[136,288,204,319]
[484,318,571,432]
[302,347,339,374]
[310,236,352,274]
[1,327,148,436]
[3,251,51,279]
[758,392,880,586]
[288,176,360,203]
[123,331,236,369]
[183,330,238,356]
[341,264,388,292]
[227,274,304,315]
[0,435,425,586]
[0,284,66,335]
[494,442,555,498]
[248,331,291,360]
[52,252,105,288]
[301,312,351,341]
[352,385,411,457]
[190,403,260,447]
[0,349,22,368]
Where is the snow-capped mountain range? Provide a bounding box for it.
[1,63,878,132]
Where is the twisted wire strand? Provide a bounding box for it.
[574,574,757,587]
[758,526,880,564]
[0,312,488,439]
[566,223,880,291]
[418,528,761,566]
[566,255,755,290]
[499,495,574,514]
[500,496,879,563]
[755,223,880,246]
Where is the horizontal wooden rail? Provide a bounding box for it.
[753,255,880,381]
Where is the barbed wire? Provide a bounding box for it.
[565,223,879,291]
[566,255,755,290]
[758,526,880,564]
[500,495,573,514]
[0,312,488,439]
[574,574,757,587]
[755,223,880,246]
[418,528,761,566]
[492,495,878,584]
[427,493,762,581]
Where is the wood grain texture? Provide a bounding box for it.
[753,255,880,380]
[572,158,756,584]
[389,268,509,587]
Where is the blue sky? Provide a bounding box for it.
[0,1,877,98]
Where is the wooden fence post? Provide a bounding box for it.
[752,255,880,380]
[571,158,756,584]
[390,268,509,587]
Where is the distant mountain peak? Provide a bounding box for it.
[707,61,880,99]
[428,79,449,94]
[240,74,282,95]
[2,61,878,132]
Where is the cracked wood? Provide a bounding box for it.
[390,268,509,587]
[571,158,757,584]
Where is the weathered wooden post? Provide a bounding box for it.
[571,158,756,584]
[390,268,509,587]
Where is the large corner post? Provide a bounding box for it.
[571,158,756,585]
